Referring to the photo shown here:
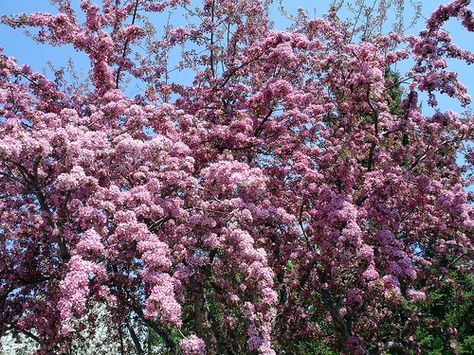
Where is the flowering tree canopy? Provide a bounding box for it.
[0,0,473,354]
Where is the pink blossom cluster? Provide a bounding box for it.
[180,335,206,354]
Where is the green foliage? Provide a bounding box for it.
[385,69,405,117]
[413,270,474,354]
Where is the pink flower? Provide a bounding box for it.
[363,266,380,281]
[407,289,427,302]
[144,273,182,326]
[76,229,104,254]
[180,335,206,355]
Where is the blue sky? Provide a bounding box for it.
[1,0,473,112]
[0,0,472,111]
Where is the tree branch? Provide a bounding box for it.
[115,0,140,88]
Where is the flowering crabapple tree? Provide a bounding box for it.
[0,0,473,353]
